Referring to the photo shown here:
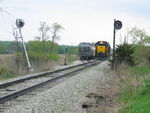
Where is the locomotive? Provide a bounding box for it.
[78,42,95,60]
[95,41,110,59]
[78,41,111,60]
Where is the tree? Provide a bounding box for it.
[130,27,150,45]
[35,22,50,56]
[0,0,9,15]
[12,25,23,53]
[49,22,64,57]
[130,27,150,66]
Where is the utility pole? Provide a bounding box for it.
[112,19,122,70]
[16,19,33,72]
[112,19,116,70]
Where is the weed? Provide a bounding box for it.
[117,66,150,113]
[0,66,17,80]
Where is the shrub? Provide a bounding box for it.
[132,45,150,67]
[116,43,135,66]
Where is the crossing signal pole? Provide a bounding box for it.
[16,19,33,72]
[112,19,122,70]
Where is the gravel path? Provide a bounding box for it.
[0,61,110,113]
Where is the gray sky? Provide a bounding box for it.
[0,0,150,46]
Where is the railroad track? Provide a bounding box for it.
[0,60,95,89]
[0,60,103,104]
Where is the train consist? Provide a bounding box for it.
[78,43,95,60]
[78,41,111,60]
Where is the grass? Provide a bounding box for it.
[0,54,79,81]
[66,55,79,65]
[0,66,20,80]
[118,66,150,113]
[126,66,150,76]
[120,83,150,113]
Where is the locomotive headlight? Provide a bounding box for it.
[16,19,25,28]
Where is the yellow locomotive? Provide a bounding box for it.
[95,41,110,59]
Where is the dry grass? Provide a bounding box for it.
[116,66,146,96]
[0,54,79,80]
[0,54,15,66]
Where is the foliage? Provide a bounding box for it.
[27,40,52,53]
[132,45,150,66]
[34,22,50,56]
[26,41,78,61]
[50,22,64,42]
[120,84,150,113]
[0,41,7,54]
[130,27,150,45]
[50,22,64,57]
[26,40,58,60]
[0,66,9,75]
[67,46,78,55]
[57,45,66,54]
[57,45,78,55]
[116,27,150,113]
[65,46,79,62]
[0,66,15,80]
[130,27,150,66]
[0,41,78,55]
[116,43,135,65]
[115,27,150,67]
[0,41,22,54]
[126,66,150,75]
[38,22,50,41]
[118,66,150,113]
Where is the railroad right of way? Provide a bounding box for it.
[0,59,103,105]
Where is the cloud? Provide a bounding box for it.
[0,0,150,47]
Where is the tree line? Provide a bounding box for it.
[0,41,78,56]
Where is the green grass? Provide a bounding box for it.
[119,66,150,113]
[0,66,18,80]
[126,66,150,75]
[120,83,150,113]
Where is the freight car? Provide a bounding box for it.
[78,42,95,60]
[95,41,110,59]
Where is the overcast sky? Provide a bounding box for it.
[0,0,150,46]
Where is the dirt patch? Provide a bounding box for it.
[82,72,119,113]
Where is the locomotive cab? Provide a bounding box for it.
[95,41,110,59]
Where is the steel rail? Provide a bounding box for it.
[0,60,102,104]
[0,60,97,88]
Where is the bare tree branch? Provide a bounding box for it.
[49,22,64,57]
[0,0,10,15]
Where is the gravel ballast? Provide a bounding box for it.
[1,61,110,113]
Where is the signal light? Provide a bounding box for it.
[16,19,25,28]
